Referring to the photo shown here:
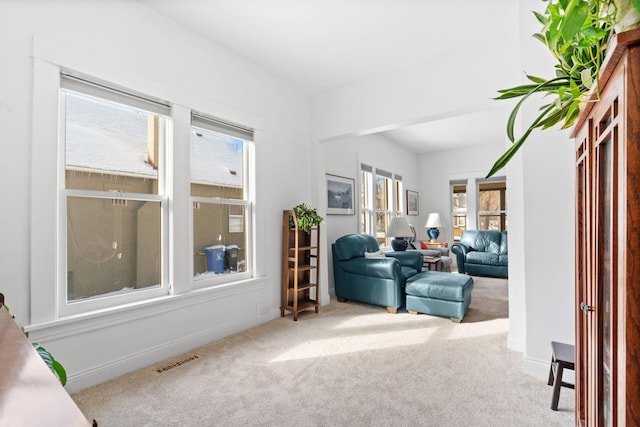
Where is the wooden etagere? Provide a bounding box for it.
[280,209,320,321]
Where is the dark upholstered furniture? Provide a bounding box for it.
[405,271,474,321]
[332,234,422,313]
[451,230,508,278]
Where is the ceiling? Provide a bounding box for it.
[140,0,512,153]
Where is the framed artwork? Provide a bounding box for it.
[406,190,419,215]
[326,174,355,215]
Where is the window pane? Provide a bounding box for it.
[65,92,164,194]
[67,197,161,301]
[451,183,467,241]
[360,170,372,234]
[478,180,507,231]
[375,176,389,210]
[191,126,244,199]
[193,201,247,277]
[376,211,389,246]
[395,180,403,214]
[453,214,466,240]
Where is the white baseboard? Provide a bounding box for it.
[522,355,551,380]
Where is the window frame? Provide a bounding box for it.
[190,113,254,287]
[360,164,374,235]
[476,177,507,232]
[30,62,258,323]
[58,77,171,316]
[359,164,403,248]
[450,180,468,242]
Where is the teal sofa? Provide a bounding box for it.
[451,230,508,278]
[332,234,423,313]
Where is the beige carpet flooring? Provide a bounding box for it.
[73,275,575,426]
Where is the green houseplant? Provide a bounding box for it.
[289,203,324,233]
[2,302,67,386]
[488,0,640,177]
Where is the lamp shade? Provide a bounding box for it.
[386,217,413,238]
[425,213,445,229]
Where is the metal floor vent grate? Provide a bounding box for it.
[155,354,200,374]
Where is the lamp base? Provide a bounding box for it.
[391,238,409,251]
[427,228,440,242]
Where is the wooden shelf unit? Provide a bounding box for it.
[280,210,320,321]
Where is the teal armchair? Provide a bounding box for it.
[332,234,423,313]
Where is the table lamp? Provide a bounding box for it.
[386,217,413,251]
[425,213,444,242]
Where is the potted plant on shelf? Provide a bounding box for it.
[289,203,324,233]
[488,0,640,178]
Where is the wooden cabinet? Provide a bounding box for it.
[573,28,640,426]
[0,297,91,426]
[280,210,320,321]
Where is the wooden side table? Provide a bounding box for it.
[423,256,441,271]
[425,241,448,248]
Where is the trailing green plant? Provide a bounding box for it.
[34,343,68,386]
[488,0,620,177]
[290,203,324,233]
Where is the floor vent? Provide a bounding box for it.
[155,354,200,374]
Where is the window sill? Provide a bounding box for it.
[25,276,267,342]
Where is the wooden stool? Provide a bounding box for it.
[547,341,575,411]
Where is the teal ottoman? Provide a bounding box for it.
[405,271,474,322]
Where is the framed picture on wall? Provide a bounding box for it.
[406,190,419,215]
[326,174,355,215]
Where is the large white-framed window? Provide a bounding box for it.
[450,180,468,242]
[50,71,256,318]
[477,177,507,231]
[191,114,253,285]
[60,74,171,315]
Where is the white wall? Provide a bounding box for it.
[0,1,319,392]
[517,0,576,377]
[417,142,508,242]
[322,133,419,292]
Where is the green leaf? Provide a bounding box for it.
[52,360,67,386]
[502,77,569,142]
[533,10,548,25]
[561,1,589,41]
[526,74,547,84]
[633,0,640,15]
[486,104,556,178]
[581,67,593,89]
[532,33,547,45]
[33,343,67,386]
[569,78,582,98]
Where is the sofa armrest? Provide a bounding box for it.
[451,242,473,256]
[451,243,474,274]
[339,257,400,280]
[385,251,423,271]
